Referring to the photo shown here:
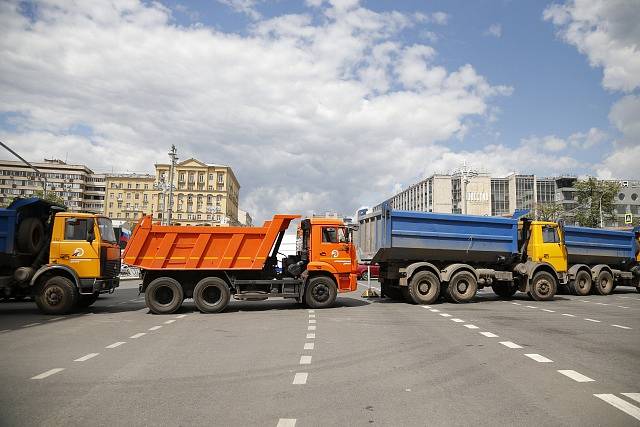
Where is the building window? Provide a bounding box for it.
[109,202,113,208]
[135,193,140,200]
[217,172,224,184]
[619,193,625,201]
[127,193,131,199]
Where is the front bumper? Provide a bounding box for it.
[79,277,120,295]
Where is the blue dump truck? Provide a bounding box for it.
[357,206,640,304]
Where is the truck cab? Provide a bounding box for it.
[526,221,568,275]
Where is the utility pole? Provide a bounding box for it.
[0,139,47,196]
[453,161,478,215]
[167,145,178,226]
[599,192,605,228]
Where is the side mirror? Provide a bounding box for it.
[87,221,95,244]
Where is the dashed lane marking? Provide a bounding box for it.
[595,302,610,306]
[292,373,308,385]
[148,326,162,331]
[164,319,176,324]
[612,324,632,330]
[31,368,64,380]
[430,309,440,313]
[541,309,555,313]
[623,393,640,404]
[22,323,41,328]
[512,302,521,305]
[585,318,601,323]
[307,310,315,313]
[277,419,296,427]
[561,313,576,317]
[451,318,465,323]
[439,313,452,317]
[304,343,315,350]
[106,342,126,349]
[617,306,629,309]
[594,394,640,421]
[130,332,146,339]
[525,305,537,309]
[47,317,64,322]
[308,319,316,324]
[421,305,431,309]
[74,353,99,362]
[524,353,553,363]
[299,355,312,365]
[309,314,316,318]
[306,333,315,339]
[308,325,316,331]
[500,341,523,349]
[464,324,479,329]
[558,370,595,382]
[480,332,498,338]
[175,314,187,319]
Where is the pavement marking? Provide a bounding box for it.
[308,319,316,324]
[464,324,479,329]
[622,393,640,404]
[74,353,99,362]
[429,309,440,312]
[130,332,146,339]
[308,314,316,318]
[304,342,315,350]
[439,313,452,317]
[421,305,431,309]
[480,332,498,338]
[292,373,308,385]
[561,313,576,317]
[175,314,187,318]
[524,353,553,363]
[580,300,590,303]
[594,394,640,421]
[164,319,176,324]
[106,342,126,349]
[47,317,64,322]
[306,333,315,339]
[307,309,315,313]
[22,322,41,328]
[612,324,632,330]
[308,325,316,331]
[525,305,537,309]
[299,355,312,365]
[541,309,555,313]
[512,302,521,305]
[558,370,594,382]
[618,306,629,309]
[595,302,610,306]
[277,419,296,427]
[118,301,128,305]
[31,368,64,380]
[619,296,630,299]
[451,318,465,323]
[500,341,523,349]
[148,325,162,331]
[585,318,601,323]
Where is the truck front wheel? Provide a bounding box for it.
[446,271,477,303]
[593,270,614,295]
[193,277,230,313]
[528,271,556,301]
[569,270,592,296]
[304,276,337,309]
[35,276,78,315]
[407,270,440,304]
[145,277,183,314]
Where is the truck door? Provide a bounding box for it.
[536,224,567,273]
[317,225,353,290]
[56,218,100,279]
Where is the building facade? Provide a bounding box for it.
[153,158,240,226]
[104,173,156,222]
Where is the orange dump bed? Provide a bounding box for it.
[123,214,300,270]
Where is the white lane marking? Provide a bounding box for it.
[118,301,128,305]
[277,419,296,427]
[622,393,640,404]
[308,319,316,324]
[480,332,498,338]
[612,324,632,330]
[130,332,146,339]
[421,305,431,309]
[292,373,308,385]
[22,322,41,328]
[106,342,126,349]
[439,313,452,317]
[595,302,610,306]
[451,318,465,323]
[580,300,590,303]
[308,314,316,318]
[541,309,555,313]
[525,305,537,309]
[619,296,630,299]
[618,306,629,309]
[74,353,99,362]
[148,326,162,331]
[47,317,64,322]
[304,342,314,350]
[129,299,139,302]
[500,341,523,349]
[306,333,315,339]
[308,325,316,331]
[307,309,315,313]
[31,368,64,380]
[585,318,601,323]
[561,313,576,317]
[464,324,479,329]
[164,319,176,324]
[594,394,640,421]
[175,314,187,319]
[558,370,594,382]
[512,302,521,305]
[299,355,312,365]
[524,353,553,363]
[429,309,440,313]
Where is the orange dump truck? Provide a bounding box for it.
[123,215,358,314]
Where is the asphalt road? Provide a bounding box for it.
[1,280,639,426]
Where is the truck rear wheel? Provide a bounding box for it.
[145,277,183,314]
[569,270,592,296]
[446,271,477,303]
[492,283,517,299]
[35,276,78,315]
[528,271,556,301]
[593,270,614,295]
[193,277,230,313]
[407,270,440,304]
[304,276,337,309]
[17,218,45,255]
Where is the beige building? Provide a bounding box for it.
[104,173,156,222]
[153,158,240,226]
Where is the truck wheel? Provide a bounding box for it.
[446,271,477,303]
[304,276,337,309]
[407,270,440,304]
[17,218,45,255]
[193,277,230,313]
[569,270,592,296]
[77,292,99,308]
[35,276,78,315]
[593,270,614,295]
[145,277,183,314]
[491,283,517,299]
[528,271,556,301]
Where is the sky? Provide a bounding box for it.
[0,0,638,222]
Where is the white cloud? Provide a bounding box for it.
[608,94,640,146]
[217,0,262,20]
[484,23,502,38]
[0,0,510,221]
[431,12,449,25]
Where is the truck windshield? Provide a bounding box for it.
[98,218,117,243]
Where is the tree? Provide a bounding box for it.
[573,177,620,228]
[32,189,66,207]
[535,202,564,222]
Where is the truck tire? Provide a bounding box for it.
[17,218,45,255]
[593,270,614,295]
[145,277,183,314]
[569,270,592,296]
[304,276,337,309]
[407,270,440,304]
[446,271,477,303]
[193,277,230,313]
[492,283,517,299]
[35,276,78,315]
[77,292,99,308]
[528,271,556,301]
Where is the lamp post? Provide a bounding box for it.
[599,192,605,228]
[0,139,47,197]
[166,145,178,226]
[453,161,478,215]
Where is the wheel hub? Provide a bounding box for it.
[537,280,550,295]
[313,284,329,302]
[202,286,222,305]
[44,286,63,306]
[418,281,431,295]
[457,281,469,293]
[155,286,174,305]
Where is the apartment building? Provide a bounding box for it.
[104,173,156,222]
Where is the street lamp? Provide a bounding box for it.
[453,160,478,215]
[599,192,605,228]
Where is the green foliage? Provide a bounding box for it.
[573,177,620,228]
[535,202,564,222]
[32,190,66,207]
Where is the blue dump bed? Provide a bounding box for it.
[563,226,637,267]
[0,209,17,254]
[358,207,519,265]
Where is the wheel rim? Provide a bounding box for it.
[456,280,469,294]
[312,283,330,302]
[44,285,63,306]
[536,279,551,296]
[578,278,587,291]
[154,285,175,306]
[417,280,432,296]
[201,285,222,306]
[600,277,609,290]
